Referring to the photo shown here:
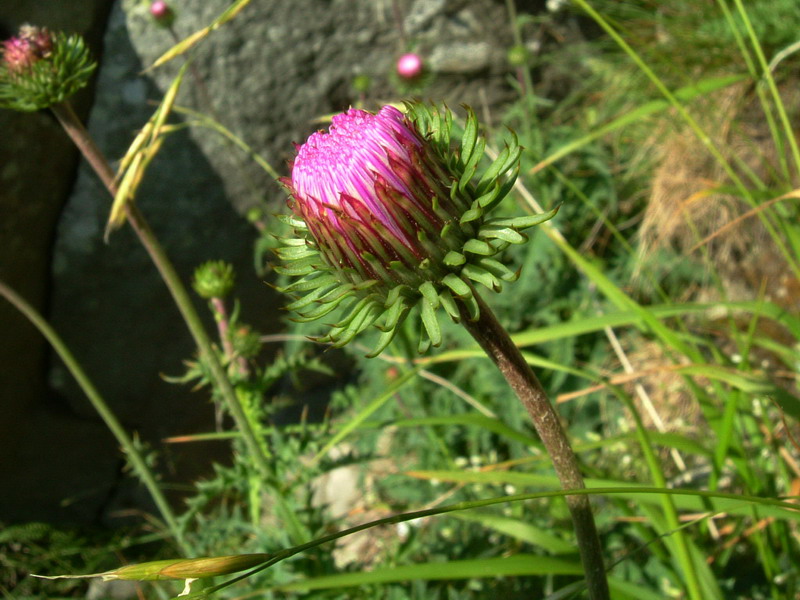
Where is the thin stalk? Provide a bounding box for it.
[715,0,790,184]
[0,280,189,555]
[457,287,609,600]
[733,0,800,177]
[612,386,706,600]
[50,100,274,483]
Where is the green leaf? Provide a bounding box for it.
[458,137,486,192]
[438,289,460,321]
[419,297,442,347]
[462,239,494,256]
[452,510,575,554]
[442,273,471,298]
[282,273,339,294]
[476,257,519,282]
[462,264,501,292]
[418,281,440,308]
[459,206,483,225]
[275,244,318,260]
[484,206,560,230]
[532,74,747,173]
[271,555,582,591]
[475,137,521,196]
[444,251,466,267]
[478,226,526,244]
[311,367,420,464]
[459,106,479,167]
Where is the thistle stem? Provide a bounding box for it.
[458,287,609,600]
[50,101,274,483]
[0,279,189,555]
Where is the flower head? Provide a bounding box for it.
[2,26,52,74]
[277,103,556,355]
[0,25,96,112]
[396,53,424,79]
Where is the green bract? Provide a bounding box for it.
[277,102,557,356]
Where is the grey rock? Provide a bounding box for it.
[406,0,447,35]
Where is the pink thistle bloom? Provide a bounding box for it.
[277,102,542,353]
[286,106,466,287]
[396,53,424,79]
[2,26,52,74]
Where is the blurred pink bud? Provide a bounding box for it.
[396,53,423,79]
[150,1,172,20]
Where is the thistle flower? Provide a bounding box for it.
[277,103,556,355]
[396,53,424,79]
[0,25,96,112]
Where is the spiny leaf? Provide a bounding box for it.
[438,289,460,321]
[459,106,479,168]
[418,281,441,309]
[444,251,467,267]
[462,264,501,292]
[483,207,560,230]
[478,226,527,245]
[463,239,495,256]
[443,273,471,298]
[475,137,521,197]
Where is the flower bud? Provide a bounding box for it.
[0,25,96,111]
[2,26,52,74]
[149,1,176,26]
[192,260,236,299]
[396,52,423,79]
[109,553,271,581]
[277,103,557,355]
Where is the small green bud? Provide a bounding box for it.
[506,44,529,67]
[192,260,236,299]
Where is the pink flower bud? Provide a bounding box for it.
[285,106,464,287]
[2,26,52,74]
[150,1,173,21]
[396,53,423,79]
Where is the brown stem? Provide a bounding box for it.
[458,288,609,600]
